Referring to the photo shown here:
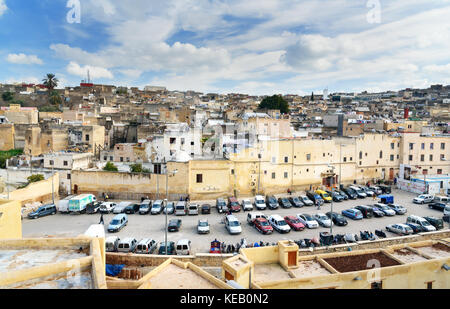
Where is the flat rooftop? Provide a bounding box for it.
[148,264,219,289]
[323,252,401,273]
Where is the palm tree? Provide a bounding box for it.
[42,73,59,91]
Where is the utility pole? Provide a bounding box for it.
[51,165,55,205]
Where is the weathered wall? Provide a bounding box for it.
[7,173,59,206]
[0,124,15,151]
[0,199,22,239]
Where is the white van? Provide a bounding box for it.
[175,201,187,216]
[246,212,267,225]
[135,239,157,254]
[113,201,133,214]
[188,204,199,216]
[268,215,291,233]
[406,215,436,232]
[176,239,192,255]
[254,195,266,210]
[434,196,450,204]
[57,195,76,213]
[225,215,242,235]
[117,238,137,253]
[105,236,120,252]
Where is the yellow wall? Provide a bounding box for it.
[0,124,15,151]
[8,173,59,206]
[0,199,22,239]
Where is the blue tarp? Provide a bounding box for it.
[106,264,125,277]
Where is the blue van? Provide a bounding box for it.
[108,214,128,233]
[28,204,57,219]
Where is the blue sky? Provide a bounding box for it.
[1,0,450,95]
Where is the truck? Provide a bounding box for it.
[68,194,97,214]
[57,195,76,213]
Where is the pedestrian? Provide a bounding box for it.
[99,213,104,225]
[309,184,312,191]
[287,188,292,195]
[186,195,190,202]
[105,194,109,201]
[102,192,105,200]
[372,194,376,201]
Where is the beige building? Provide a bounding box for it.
[24,126,69,156]
[0,105,38,124]
[0,124,15,151]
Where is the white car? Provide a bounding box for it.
[242,199,254,211]
[386,224,414,236]
[413,194,434,204]
[197,220,210,234]
[100,202,117,214]
[225,215,242,235]
[313,213,332,228]
[374,203,396,216]
[268,215,291,234]
[297,214,319,229]
[254,195,266,210]
[299,195,314,206]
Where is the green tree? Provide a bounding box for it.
[27,174,45,183]
[103,162,118,172]
[2,92,14,102]
[49,94,62,105]
[42,74,59,91]
[258,95,289,114]
[130,163,143,173]
[311,92,314,101]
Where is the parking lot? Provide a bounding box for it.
[22,189,450,253]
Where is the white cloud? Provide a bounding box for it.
[6,53,43,65]
[66,61,114,80]
[5,76,40,85]
[0,0,7,17]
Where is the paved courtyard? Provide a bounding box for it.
[22,189,450,253]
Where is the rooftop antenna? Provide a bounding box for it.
[87,69,91,84]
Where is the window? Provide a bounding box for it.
[126,157,130,162]
[390,155,394,161]
[67,174,71,180]
[409,155,413,161]
[323,153,326,157]
[391,143,394,150]
[430,143,434,150]
[343,157,347,162]
[306,154,311,161]
[427,282,433,289]
[437,169,442,175]
[371,281,383,289]
[272,172,276,179]
[350,157,352,161]
[49,160,54,166]
[284,172,288,179]
[231,169,234,175]
[181,138,185,145]
[379,151,383,159]
[110,156,113,161]
[429,155,433,161]
[85,134,90,141]
[170,138,176,144]
[421,143,425,150]
[103,156,107,161]
[196,174,203,183]
[284,156,288,163]
[441,143,445,150]
[120,157,123,162]
[359,151,363,159]
[409,143,414,150]
[421,155,425,162]
[63,161,68,166]
[441,154,445,161]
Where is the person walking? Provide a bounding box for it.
[99,213,104,225]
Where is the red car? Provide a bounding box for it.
[254,218,273,234]
[284,216,306,231]
[228,197,241,212]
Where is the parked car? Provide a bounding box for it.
[247,212,267,225]
[354,205,374,218]
[139,200,152,215]
[361,186,376,197]
[424,216,444,230]
[369,186,383,195]
[28,204,57,219]
[86,202,102,214]
[117,238,137,253]
[342,187,358,199]
[57,195,76,214]
[299,195,314,206]
[151,200,164,215]
[125,203,141,214]
[241,199,254,211]
[188,203,199,215]
[378,184,391,194]
[350,186,367,198]
[278,197,292,209]
[325,212,348,226]
[113,202,132,214]
[201,204,211,214]
[168,219,182,232]
[105,236,120,252]
[313,213,332,227]
[158,241,175,255]
[176,239,192,255]
[284,216,305,231]
[413,194,434,204]
[254,195,267,210]
[428,202,447,212]
[297,213,319,229]
[163,202,175,215]
[388,204,407,215]
[407,215,436,232]
[386,224,413,236]
[225,215,242,235]
[175,201,187,216]
[197,219,210,234]
[268,215,291,233]
[135,239,157,254]
[433,195,450,204]
[405,222,424,234]
[265,196,279,210]
[253,217,273,234]
[100,202,117,214]
[445,205,450,217]
[228,197,241,212]
[335,190,349,200]
[369,206,385,217]
[374,203,396,216]
[288,196,304,207]
[216,198,228,213]
[342,208,363,220]
[108,214,128,233]
[306,191,324,205]
[326,190,344,202]
[315,190,332,203]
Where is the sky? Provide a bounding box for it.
[1,0,450,95]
